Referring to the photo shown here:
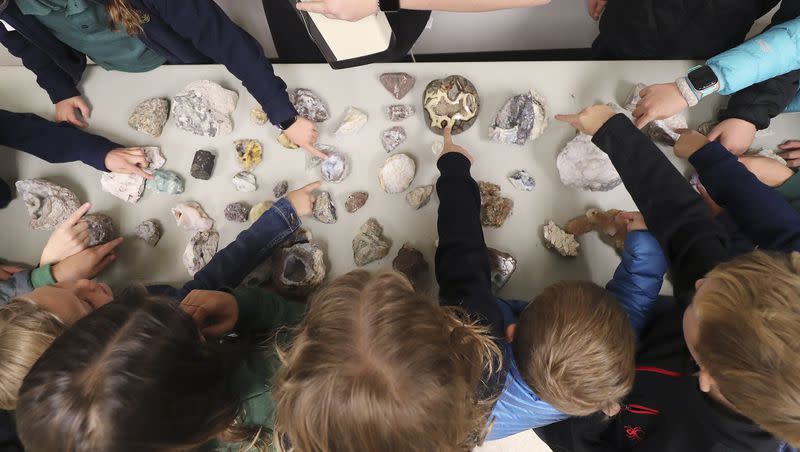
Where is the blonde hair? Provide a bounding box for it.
[694,251,800,446]
[273,270,501,452]
[513,281,635,416]
[106,0,148,35]
[0,298,65,410]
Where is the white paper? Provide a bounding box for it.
[1,20,15,32]
[305,8,392,61]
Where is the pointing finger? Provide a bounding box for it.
[302,181,322,192]
[63,203,91,227]
[96,236,124,255]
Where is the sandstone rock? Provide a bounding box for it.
[272,243,327,297]
[232,171,257,192]
[557,133,621,192]
[625,83,687,145]
[479,182,513,228]
[15,179,80,230]
[128,98,169,137]
[313,191,337,224]
[321,152,348,183]
[381,126,407,153]
[250,107,268,125]
[405,185,433,209]
[345,191,368,213]
[392,243,428,288]
[487,247,516,293]
[508,169,535,192]
[171,80,238,137]
[172,201,214,231]
[380,72,415,100]
[385,104,415,122]
[135,219,162,247]
[147,170,185,194]
[489,90,548,145]
[289,88,329,122]
[334,106,368,136]
[379,153,415,194]
[190,150,216,180]
[249,201,274,224]
[543,220,579,257]
[101,173,145,203]
[224,202,250,223]
[234,139,263,171]
[422,75,479,135]
[83,214,116,246]
[183,230,219,276]
[273,180,289,198]
[353,218,391,266]
[277,133,299,149]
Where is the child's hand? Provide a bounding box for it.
[778,140,800,168]
[55,95,91,128]
[180,289,239,337]
[0,265,25,281]
[441,126,473,163]
[673,129,710,160]
[738,155,794,188]
[632,83,688,129]
[587,0,607,20]
[105,148,154,179]
[51,237,122,283]
[616,211,647,232]
[296,0,377,21]
[706,118,756,155]
[555,104,616,136]
[287,181,322,217]
[284,117,327,161]
[40,202,92,266]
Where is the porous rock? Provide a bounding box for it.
[334,107,368,136]
[380,72,415,100]
[183,230,219,276]
[312,191,337,224]
[289,88,329,122]
[345,191,368,213]
[489,90,548,145]
[352,218,392,266]
[556,133,621,192]
[385,104,415,122]
[625,83,687,145]
[405,185,433,209]
[379,153,416,194]
[171,80,238,137]
[565,208,626,250]
[190,150,216,180]
[422,75,479,135]
[224,202,250,223]
[321,152,348,183]
[234,139,263,171]
[273,180,289,198]
[172,201,214,231]
[250,107,268,125]
[83,214,116,246]
[232,171,257,192]
[479,182,513,228]
[101,173,145,203]
[381,126,407,152]
[135,219,162,247]
[487,247,516,293]
[15,179,80,230]
[277,133,299,149]
[272,243,327,297]
[508,169,535,192]
[392,243,429,287]
[543,220,579,257]
[147,169,185,194]
[249,201,274,224]
[128,97,169,137]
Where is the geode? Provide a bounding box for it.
[171,80,238,137]
[624,83,687,146]
[352,218,392,266]
[183,230,220,276]
[487,247,516,293]
[313,191,337,224]
[380,72,415,100]
[345,191,368,213]
[190,150,216,180]
[15,179,80,230]
[385,104,415,122]
[508,169,536,192]
[172,201,214,231]
[83,214,116,246]
[543,220,579,257]
[234,139,263,171]
[271,242,327,297]
[135,219,162,247]
[249,201,274,224]
[320,152,349,183]
[147,170,185,194]
[379,153,416,194]
[392,243,428,288]
[250,107,268,125]
[405,185,433,210]
[100,172,146,203]
[557,133,621,192]
[479,182,513,228]
[422,75,479,135]
[277,133,299,149]
[489,91,548,145]
[381,126,407,153]
[334,106,368,136]
[289,88,329,122]
[224,202,250,223]
[232,171,257,192]
[273,180,289,198]
[128,97,169,137]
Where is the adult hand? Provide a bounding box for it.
[0,265,25,281]
[778,140,800,168]
[40,202,92,266]
[286,181,322,217]
[180,290,239,337]
[50,237,122,283]
[616,211,647,232]
[707,118,756,155]
[105,147,154,179]
[55,95,91,128]
[296,0,377,21]
[555,104,616,136]
[738,156,794,188]
[673,129,710,160]
[587,0,607,20]
[441,126,473,163]
[284,117,327,160]
[632,83,688,129]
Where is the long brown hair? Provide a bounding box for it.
[106,0,148,35]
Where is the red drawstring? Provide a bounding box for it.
[635,366,682,377]
[626,404,660,415]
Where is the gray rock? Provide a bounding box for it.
[489,91,548,145]
[190,150,216,180]
[273,180,289,198]
[380,72,415,100]
[272,243,327,297]
[392,243,428,288]
[135,219,162,247]
[313,191,337,224]
[352,218,392,266]
[334,106,368,136]
[487,247,516,293]
[147,170,185,194]
[321,152,348,184]
[405,185,433,209]
[379,153,416,194]
[556,133,621,192]
[289,88,329,122]
[422,75,479,135]
[100,173,145,203]
[508,169,536,192]
[15,179,80,230]
[381,126,407,153]
[183,230,220,276]
[232,171,257,192]
[128,98,169,137]
[345,191,369,213]
[224,202,250,223]
[171,80,238,137]
[83,214,116,246]
[384,104,415,122]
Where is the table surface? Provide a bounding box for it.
[1,61,797,298]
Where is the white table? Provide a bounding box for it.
[1,62,797,298]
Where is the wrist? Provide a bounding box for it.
[278,116,298,131]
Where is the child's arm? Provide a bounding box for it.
[231,286,306,336]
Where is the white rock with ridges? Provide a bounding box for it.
[379,153,416,194]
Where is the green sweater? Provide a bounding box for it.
[776,171,800,213]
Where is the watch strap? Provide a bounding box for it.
[675,77,700,107]
[278,116,298,131]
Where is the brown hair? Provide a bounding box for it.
[513,281,635,415]
[273,270,501,452]
[694,251,800,446]
[106,0,148,35]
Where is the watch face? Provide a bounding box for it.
[688,66,717,91]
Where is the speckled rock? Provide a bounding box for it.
[224,202,250,223]
[272,243,327,297]
[277,133,299,149]
[172,201,214,231]
[234,139,263,171]
[147,170,185,194]
[15,179,80,230]
[128,97,169,137]
[289,88,329,122]
[83,214,116,246]
[392,243,428,287]
[321,152,348,183]
[313,191,337,224]
[381,126,407,153]
[183,230,219,276]
[508,169,536,192]
[232,171,257,192]
[190,150,216,180]
[422,75,479,135]
[543,220,579,257]
[479,182,513,228]
[171,80,238,137]
[557,133,621,192]
[385,104,415,122]
[335,106,368,136]
[135,219,162,247]
[487,247,516,293]
[250,107,268,125]
[100,173,146,203]
[273,180,288,198]
[405,185,433,209]
[352,218,392,266]
[345,191,369,213]
[489,91,548,145]
[380,72,415,100]
[249,201,274,224]
[379,153,416,194]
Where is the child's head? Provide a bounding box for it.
[106,0,148,35]
[512,281,635,416]
[273,270,501,452]
[683,251,800,446]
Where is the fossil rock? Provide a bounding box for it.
[479,182,513,228]
[405,185,433,209]
[147,169,185,194]
[144,146,166,171]
[273,180,289,198]
[277,133,299,149]
[224,202,250,223]
[128,98,169,137]
[379,153,416,194]
[135,219,162,247]
[232,171,257,192]
[272,243,327,297]
[249,201,274,224]
[250,107,268,125]
[190,150,216,180]
[345,191,369,213]
[321,152,349,183]
[183,230,219,276]
[100,173,145,203]
[15,179,80,230]
[353,218,392,266]
[392,243,428,288]
[234,139,263,171]
[313,191,337,224]
[335,106,368,136]
[489,90,548,145]
[381,126,407,153]
[380,72,415,100]
[83,214,116,246]
[422,75,479,135]
[565,208,626,250]
[172,201,214,231]
[385,104,415,122]
[625,83,687,145]
[557,133,621,192]
[171,80,238,137]
[289,88,329,122]
[508,169,536,192]
[543,221,579,257]
[487,247,516,293]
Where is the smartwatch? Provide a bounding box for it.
[278,116,298,131]
[687,65,719,98]
[379,0,400,12]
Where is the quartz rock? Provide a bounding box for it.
[489,90,548,145]
[144,146,166,171]
[352,218,392,266]
[272,243,327,297]
[312,191,337,224]
[250,107,268,125]
[277,133,299,149]
[15,179,80,230]
[405,185,433,209]
[172,201,214,231]
[135,219,162,247]
[392,243,428,288]
[487,247,516,293]
[171,80,238,137]
[565,208,626,250]
[557,133,621,192]
[234,139,263,171]
[83,214,116,246]
[479,182,513,228]
[431,141,443,157]
[379,153,416,194]
[190,150,216,180]
[224,202,250,223]
[273,180,289,198]
[380,72,415,100]
[508,169,536,192]
[321,152,349,183]
[334,107,368,136]
[232,171,257,192]
[128,98,169,137]
[183,230,219,276]
[101,172,145,203]
[147,169,185,194]
[381,126,407,153]
[543,220,579,257]
[289,88,329,122]
[249,201,274,224]
[385,104,415,122]
[422,75,480,135]
[345,191,368,213]
[625,83,687,145]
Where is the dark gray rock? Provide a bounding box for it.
[190,150,216,180]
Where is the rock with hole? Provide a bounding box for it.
[16,179,80,230]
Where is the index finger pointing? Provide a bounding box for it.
[303,181,322,192]
[64,203,91,226]
[306,144,328,161]
[96,236,124,254]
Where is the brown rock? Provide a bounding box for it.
[345,191,369,213]
[392,243,429,288]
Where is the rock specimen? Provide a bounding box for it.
[487,247,516,293]
[289,88,329,122]
[224,202,250,223]
[379,153,416,194]
[171,80,238,137]
[392,243,428,287]
[312,191,337,224]
[345,191,368,213]
[101,172,146,203]
[352,218,391,266]
[489,91,548,145]
[249,201,274,224]
[334,107,368,136]
[405,185,433,209]
[232,171,257,192]
[15,179,80,230]
[172,201,214,231]
[83,214,116,246]
[431,141,444,157]
[305,144,333,170]
[385,104,415,122]
[144,146,167,171]
[250,107,268,125]
[190,150,216,180]
[320,152,348,183]
[273,180,289,198]
[272,243,327,297]
[277,133,299,149]
[479,182,513,228]
[380,72,415,100]
[565,208,626,250]
[422,75,479,135]
[625,83,687,145]
[128,97,169,137]
[508,169,536,192]
[183,230,219,276]
[557,133,621,192]
[234,139,263,171]
[135,219,162,247]
[147,169,185,194]
[543,221,579,257]
[381,126,407,153]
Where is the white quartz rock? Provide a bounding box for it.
[334,107,368,136]
[321,151,349,183]
[101,173,146,203]
[171,201,214,231]
[232,171,257,192]
[379,153,416,194]
[171,80,238,137]
[556,133,621,192]
[183,230,219,276]
[625,83,687,145]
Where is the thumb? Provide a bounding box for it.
[63,202,91,227]
[77,97,91,119]
[302,180,322,192]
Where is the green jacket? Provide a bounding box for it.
[776,170,800,213]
